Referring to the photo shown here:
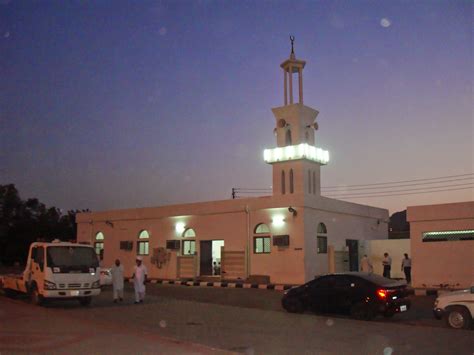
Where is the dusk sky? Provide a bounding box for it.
[1,0,472,215]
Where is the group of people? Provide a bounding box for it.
[109,256,148,304]
[360,252,412,283]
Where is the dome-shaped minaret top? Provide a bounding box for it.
[280,35,306,105]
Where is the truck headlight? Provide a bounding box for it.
[92,280,100,289]
[44,280,57,290]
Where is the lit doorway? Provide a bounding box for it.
[212,240,224,276]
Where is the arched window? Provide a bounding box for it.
[254,223,271,254]
[183,228,196,238]
[281,170,286,194]
[289,169,294,193]
[317,223,327,254]
[317,223,327,234]
[137,230,149,256]
[182,228,196,255]
[313,171,316,194]
[254,223,271,234]
[285,129,292,145]
[94,232,104,259]
[308,170,312,194]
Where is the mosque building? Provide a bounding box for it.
[77,42,388,285]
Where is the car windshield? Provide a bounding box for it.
[47,246,99,269]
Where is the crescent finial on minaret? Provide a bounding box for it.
[290,35,295,58]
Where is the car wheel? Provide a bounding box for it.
[445,306,471,329]
[350,302,374,321]
[282,297,305,313]
[79,296,92,306]
[30,285,44,306]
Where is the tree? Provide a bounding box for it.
[0,184,87,265]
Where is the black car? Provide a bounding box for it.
[282,272,411,320]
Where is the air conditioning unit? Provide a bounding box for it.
[119,241,133,250]
[166,240,180,250]
[273,235,290,247]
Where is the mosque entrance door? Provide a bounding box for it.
[346,239,359,271]
[200,241,213,276]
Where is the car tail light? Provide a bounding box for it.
[377,289,388,300]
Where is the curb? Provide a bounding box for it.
[413,289,459,296]
[414,289,438,296]
[126,278,294,291]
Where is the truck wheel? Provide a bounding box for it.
[445,306,471,329]
[79,297,92,306]
[30,285,44,306]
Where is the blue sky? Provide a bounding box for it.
[1,0,472,214]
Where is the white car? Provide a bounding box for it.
[434,286,474,329]
[100,268,113,286]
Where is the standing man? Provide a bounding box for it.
[132,256,148,304]
[360,255,373,273]
[382,252,392,278]
[111,259,124,303]
[401,253,412,284]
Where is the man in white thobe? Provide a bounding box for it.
[132,256,148,304]
[111,259,124,303]
[360,255,373,273]
[382,252,392,278]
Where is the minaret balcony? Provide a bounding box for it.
[263,143,329,165]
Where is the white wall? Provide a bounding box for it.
[304,202,389,282]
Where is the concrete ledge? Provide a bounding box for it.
[126,278,449,297]
[126,278,295,292]
[412,288,457,296]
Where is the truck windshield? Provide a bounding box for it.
[47,246,99,270]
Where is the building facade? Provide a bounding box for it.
[407,201,474,289]
[76,46,388,285]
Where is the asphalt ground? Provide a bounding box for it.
[1,284,472,354]
[138,283,442,328]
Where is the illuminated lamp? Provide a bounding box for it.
[272,215,285,227]
[175,222,186,234]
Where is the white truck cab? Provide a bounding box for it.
[2,241,101,306]
[434,286,474,329]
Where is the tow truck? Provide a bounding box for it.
[1,240,101,306]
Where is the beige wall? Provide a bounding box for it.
[77,193,389,285]
[364,239,411,279]
[407,201,474,289]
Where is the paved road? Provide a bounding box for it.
[143,283,442,328]
[1,285,472,354]
[0,293,229,354]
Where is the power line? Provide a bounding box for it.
[322,176,474,191]
[325,182,474,197]
[324,186,474,199]
[232,173,474,199]
[322,173,474,189]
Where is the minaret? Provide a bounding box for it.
[263,37,329,197]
